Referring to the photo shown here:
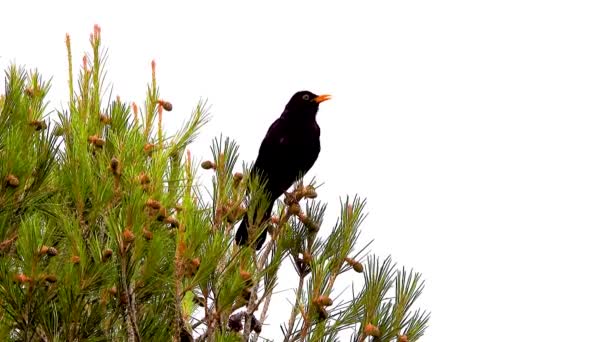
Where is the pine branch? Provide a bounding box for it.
[0,25,430,342]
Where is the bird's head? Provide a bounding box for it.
[283,90,331,120]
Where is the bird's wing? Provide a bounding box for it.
[250,118,288,179]
[251,118,320,199]
[298,122,321,174]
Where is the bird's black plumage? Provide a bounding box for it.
[235,90,331,250]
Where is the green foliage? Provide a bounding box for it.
[0,26,429,341]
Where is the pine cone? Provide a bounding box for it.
[314,295,333,307]
[201,160,215,170]
[123,229,135,243]
[102,249,113,262]
[164,216,180,228]
[44,274,58,283]
[288,203,301,215]
[137,173,151,185]
[39,245,49,256]
[233,172,243,187]
[110,157,121,176]
[144,143,155,156]
[228,311,245,332]
[304,185,317,199]
[15,273,31,284]
[158,100,173,111]
[5,174,19,188]
[99,113,111,124]
[363,323,380,337]
[344,257,364,273]
[29,120,47,131]
[145,199,162,210]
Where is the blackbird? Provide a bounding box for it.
[235,90,331,250]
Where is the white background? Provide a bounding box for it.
[2,1,608,341]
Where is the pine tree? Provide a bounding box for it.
[0,25,429,342]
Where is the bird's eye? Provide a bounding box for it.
[302,94,310,101]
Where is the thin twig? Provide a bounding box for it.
[282,275,305,342]
[252,286,274,342]
[242,237,272,340]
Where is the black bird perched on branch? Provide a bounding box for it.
[235,90,331,250]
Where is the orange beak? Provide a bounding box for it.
[313,94,332,103]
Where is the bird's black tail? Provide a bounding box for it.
[235,202,274,250]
